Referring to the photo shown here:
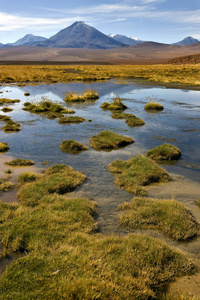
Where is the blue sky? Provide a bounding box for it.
[0,0,200,44]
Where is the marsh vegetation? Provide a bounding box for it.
[58,116,86,124]
[5,158,35,166]
[90,130,134,151]
[108,154,172,195]
[146,143,181,161]
[64,89,99,102]
[60,140,88,154]
[119,197,199,241]
[111,112,145,126]
[101,96,127,111]
[0,142,9,152]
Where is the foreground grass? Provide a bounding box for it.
[17,164,87,207]
[60,140,88,154]
[119,197,200,241]
[111,112,145,126]
[0,162,197,299]
[64,89,99,102]
[0,231,196,299]
[0,177,15,193]
[90,130,134,151]
[146,143,181,161]
[0,65,200,87]
[108,154,172,195]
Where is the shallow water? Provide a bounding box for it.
[0,80,200,233]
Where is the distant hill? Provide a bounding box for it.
[168,53,200,64]
[38,21,125,49]
[108,34,142,45]
[5,34,47,47]
[173,36,199,46]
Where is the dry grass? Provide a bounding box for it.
[58,116,86,124]
[5,158,34,166]
[119,197,200,241]
[90,130,134,151]
[108,154,172,195]
[101,97,127,111]
[0,177,15,193]
[64,89,99,102]
[60,140,88,154]
[146,143,181,161]
[111,112,145,126]
[145,102,164,111]
[0,142,9,152]
[0,64,200,86]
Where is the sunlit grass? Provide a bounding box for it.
[0,64,200,86]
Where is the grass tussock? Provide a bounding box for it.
[108,154,172,195]
[58,116,85,124]
[0,98,20,105]
[101,96,127,111]
[111,112,145,126]
[60,140,88,154]
[5,158,35,166]
[0,177,15,193]
[0,114,21,133]
[90,130,134,151]
[17,164,87,207]
[119,197,200,241]
[145,102,164,111]
[0,232,196,299]
[1,107,13,113]
[146,143,181,161]
[64,89,99,102]
[18,172,39,184]
[0,142,9,152]
[23,98,75,118]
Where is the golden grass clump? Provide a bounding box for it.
[111,112,145,126]
[0,142,9,152]
[58,116,86,124]
[101,96,127,111]
[0,98,20,104]
[108,154,172,195]
[1,107,13,113]
[5,158,35,166]
[119,197,200,241]
[17,164,87,207]
[60,140,88,154]
[0,177,15,193]
[145,102,164,111]
[146,143,181,161]
[64,89,99,102]
[90,130,134,151]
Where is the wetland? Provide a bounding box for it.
[0,73,200,299]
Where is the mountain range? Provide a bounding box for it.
[0,21,199,49]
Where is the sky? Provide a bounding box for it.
[0,0,200,44]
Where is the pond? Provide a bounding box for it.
[0,80,200,233]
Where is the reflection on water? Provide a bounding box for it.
[0,80,200,233]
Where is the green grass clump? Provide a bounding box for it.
[23,99,75,118]
[0,98,20,105]
[64,89,99,102]
[17,164,87,207]
[90,130,134,151]
[2,120,21,133]
[0,233,196,299]
[60,140,88,154]
[111,112,145,127]
[0,142,9,152]
[101,97,127,111]
[119,197,200,241]
[1,107,13,113]
[108,154,172,195]
[146,143,181,161]
[145,102,164,111]
[5,158,34,166]
[0,177,15,193]
[58,116,85,124]
[18,172,39,184]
